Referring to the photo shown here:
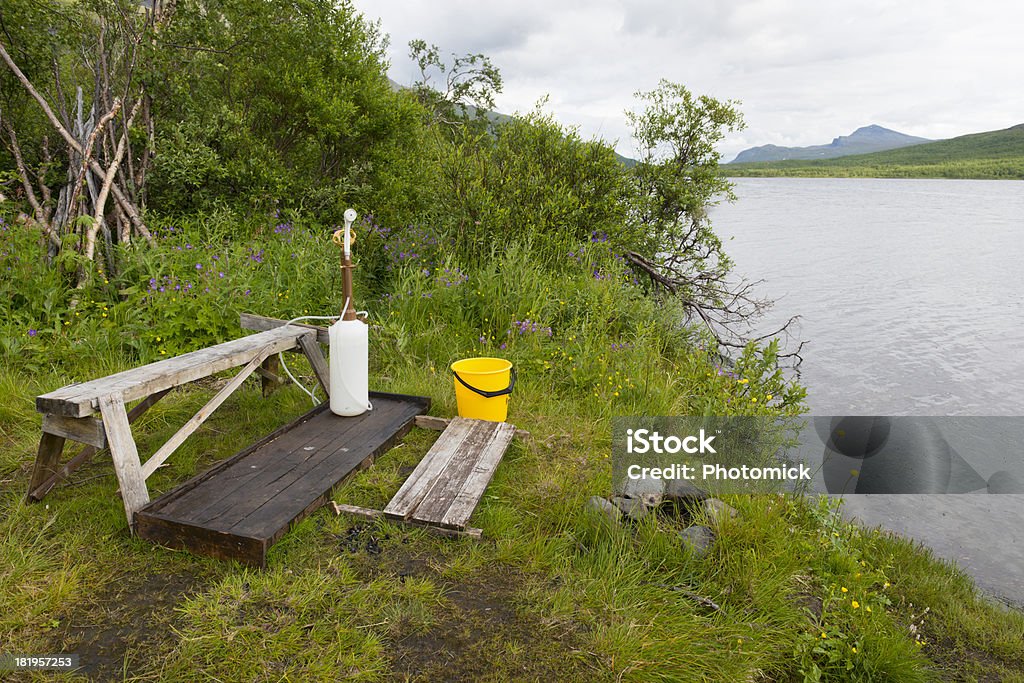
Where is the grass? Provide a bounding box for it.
[1,212,1023,681]
[723,124,1024,179]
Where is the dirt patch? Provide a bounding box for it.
[346,528,587,682]
[50,569,204,681]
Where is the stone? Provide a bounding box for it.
[702,498,738,526]
[587,496,622,525]
[611,496,651,522]
[987,471,1024,494]
[663,479,709,506]
[621,476,665,508]
[679,525,715,557]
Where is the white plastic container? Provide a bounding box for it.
[329,318,368,416]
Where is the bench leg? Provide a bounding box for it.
[259,355,284,397]
[26,433,66,503]
[296,334,331,399]
[99,394,150,531]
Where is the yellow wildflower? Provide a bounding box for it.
[851,600,860,609]
[841,587,848,593]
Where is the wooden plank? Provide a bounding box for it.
[407,419,507,527]
[134,512,266,567]
[140,346,274,479]
[37,327,312,417]
[135,393,430,564]
[259,355,284,397]
[240,312,330,345]
[296,333,331,397]
[29,388,172,501]
[438,421,516,529]
[25,433,66,502]
[414,414,530,440]
[99,394,149,525]
[212,400,406,530]
[331,503,483,540]
[241,410,417,543]
[42,414,106,448]
[383,418,477,520]
[163,399,400,525]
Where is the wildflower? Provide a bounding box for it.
[738,378,749,384]
[883,582,891,589]
[851,647,857,653]
[820,632,827,639]
[841,587,848,593]
[195,263,203,270]
[28,328,37,337]
[851,600,860,609]
[866,606,872,613]
[766,394,773,400]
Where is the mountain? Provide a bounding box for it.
[721,123,1024,179]
[728,125,931,164]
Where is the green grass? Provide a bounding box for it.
[1,213,1023,681]
[723,124,1024,179]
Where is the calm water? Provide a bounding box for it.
[710,178,1024,415]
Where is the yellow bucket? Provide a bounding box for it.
[451,357,515,422]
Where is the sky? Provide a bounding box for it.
[356,0,1024,162]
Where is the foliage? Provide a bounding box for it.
[408,38,503,130]
[143,0,427,223]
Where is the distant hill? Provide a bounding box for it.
[728,125,931,164]
[722,124,1024,180]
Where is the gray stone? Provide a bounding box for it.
[701,498,738,526]
[611,496,652,522]
[621,476,665,507]
[987,471,1024,494]
[587,496,622,525]
[663,479,709,506]
[679,525,715,557]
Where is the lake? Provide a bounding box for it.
[710,177,1024,416]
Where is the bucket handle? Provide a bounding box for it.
[453,367,516,399]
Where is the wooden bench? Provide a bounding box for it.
[334,417,518,538]
[28,325,330,528]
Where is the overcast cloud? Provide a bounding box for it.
[356,0,1024,161]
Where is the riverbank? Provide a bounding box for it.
[2,213,1023,680]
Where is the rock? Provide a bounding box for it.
[701,498,738,526]
[679,525,715,557]
[988,471,1024,494]
[663,479,709,506]
[621,476,665,507]
[587,496,622,525]
[611,496,651,522]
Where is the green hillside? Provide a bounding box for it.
[723,124,1024,179]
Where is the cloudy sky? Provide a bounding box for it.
[356,0,1023,162]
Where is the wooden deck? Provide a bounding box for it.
[135,392,429,567]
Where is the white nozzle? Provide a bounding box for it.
[343,208,357,257]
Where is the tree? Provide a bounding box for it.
[408,39,502,132]
[624,80,802,363]
[0,0,160,283]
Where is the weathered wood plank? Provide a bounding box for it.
[134,512,266,567]
[259,355,284,397]
[331,503,483,540]
[135,393,430,565]
[383,418,477,520]
[296,333,331,398]
[25,433,66,502]
[29,388,172,501]
[140,346,274,480]
[408,419,506,527]
[240,312,330,345]
[41,414,106,448]
[37,327,312,417]
[99,394,149,525]
[414,414,530,440]
[437,421,516,529]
